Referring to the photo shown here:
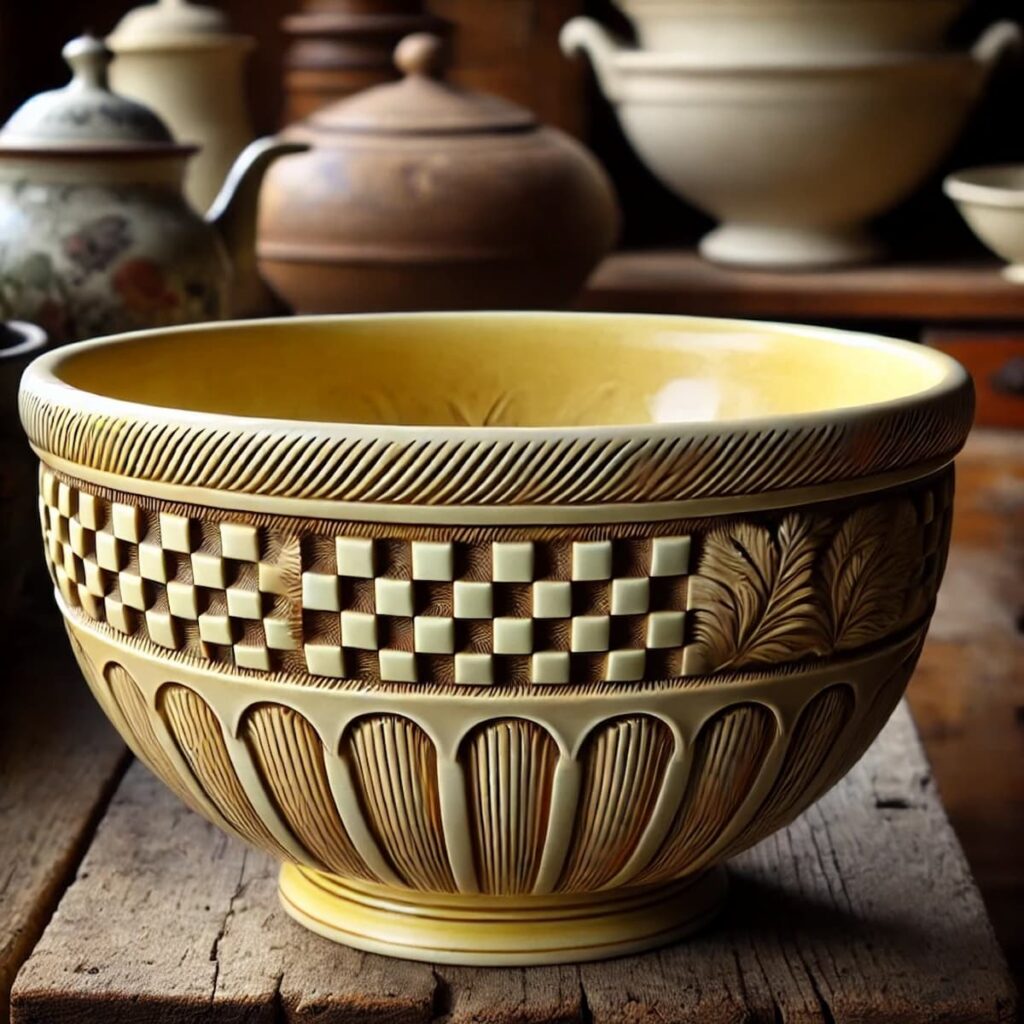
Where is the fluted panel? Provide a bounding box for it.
[557,716,674,892]
[463,719,559,896]
[105,664,198,812]
[160,685,293,859]
[244,704,378,882]
[636,704,776,885]
[724,686,855,858]
[345,715,456,892]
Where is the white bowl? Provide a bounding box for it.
[562,19,1021,269]
[616,0,969,57]
[945,165,1024,282]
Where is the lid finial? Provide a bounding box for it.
[62,34,112,91]
[395,33,447,80]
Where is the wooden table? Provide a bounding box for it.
[2,430,1021,1023]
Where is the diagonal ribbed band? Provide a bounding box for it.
[19,380,974,508]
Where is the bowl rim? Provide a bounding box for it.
[20,311,973,508]
[944,164,1024,208]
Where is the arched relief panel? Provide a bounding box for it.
[461,718,559,896]
[635,702,777,886]
[557,715,674,893]
[722,685,856,859]
[242,703,379,882]
[103,664,201,813]
[343,714,457,893]
[159,684,294,861]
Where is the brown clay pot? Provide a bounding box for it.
[257,33,619,313]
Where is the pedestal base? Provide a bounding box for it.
[279,864,728,966]
[699,223,884,269]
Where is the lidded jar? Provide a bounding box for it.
[257,33,620,313]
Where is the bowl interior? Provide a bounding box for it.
[946,165,1024,207]
[49,314,954,429]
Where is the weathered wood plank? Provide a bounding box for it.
[11,701,1015,1024]
[0,639,127,1024]
[580,250,1024,322]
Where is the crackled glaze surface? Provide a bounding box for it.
[22,312,973,965]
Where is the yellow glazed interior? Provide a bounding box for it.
[50,313,955,429]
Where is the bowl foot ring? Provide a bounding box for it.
[279,863,729,966]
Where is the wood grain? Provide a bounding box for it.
[581,250,1024,322]
[10,702,1015,1023]
[0,637,127,1024]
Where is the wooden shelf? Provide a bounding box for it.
[581,250,1024,323]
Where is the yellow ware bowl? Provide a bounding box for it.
[19,313,973,965]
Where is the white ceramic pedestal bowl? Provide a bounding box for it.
[562,19,1021,270]
[945,166,1024,283]
[615,0,970,58]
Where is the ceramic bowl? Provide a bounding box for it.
[562,19,1021,269]
[616,0,969,57]
[20,313,973,965]
[945,166,1024,283]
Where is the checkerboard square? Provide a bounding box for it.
[227,587,262,620]
[198,613,234,646]
[167,580,199,620]
[454,581,492,619]
[192,552,227,590]
[336,536,375,578]
[378,649,417,683]
[258,562,287,595]
[492,541,534,583]
[82,559,108,598]
[118,572,149,611]
[42,472,57,506]
[104,597,132,635]
[455,652,493,685]
[493,617,532,655]
[531,651,570,685]
[47,505,65,539]
[302,572,340,611]
[606,649,646,682]
[77,492,101,531]
[651,536,690,577]
[414,616,455,654]
[234,644,270,671]
[62,545,79,582]
[611,577,650,615]
[95,531,123,572]
[572,615,610,652]
[264,617,296,650]
[55,566,76,606]
[68,519,90,558]
[111,502,141,543]
[77,586,102,621]
[572,540,613,581]
[412,541,454,581]
[533,580,571,619]
[341,610,378,650]
[220,522,260,562]
[138,542,168,583]
[375,577,415,617]
[146,610,179,649]
[159,512,193,553]
[57,481,74,517]
[647,610,685,649]
[305,643,344,678]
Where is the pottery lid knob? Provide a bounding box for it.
[395,33,447,80]
[63,34,112,90]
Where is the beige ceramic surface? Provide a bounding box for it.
[109,0,256,212]
[561,18,1021,269]
[616,0,969,57]
[0,35,302,342]
[945,166,1024,284]
[20,313,973,964]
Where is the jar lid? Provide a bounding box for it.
[109,0,248,49]
[308,33,537,136]
[0,35,186,151]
